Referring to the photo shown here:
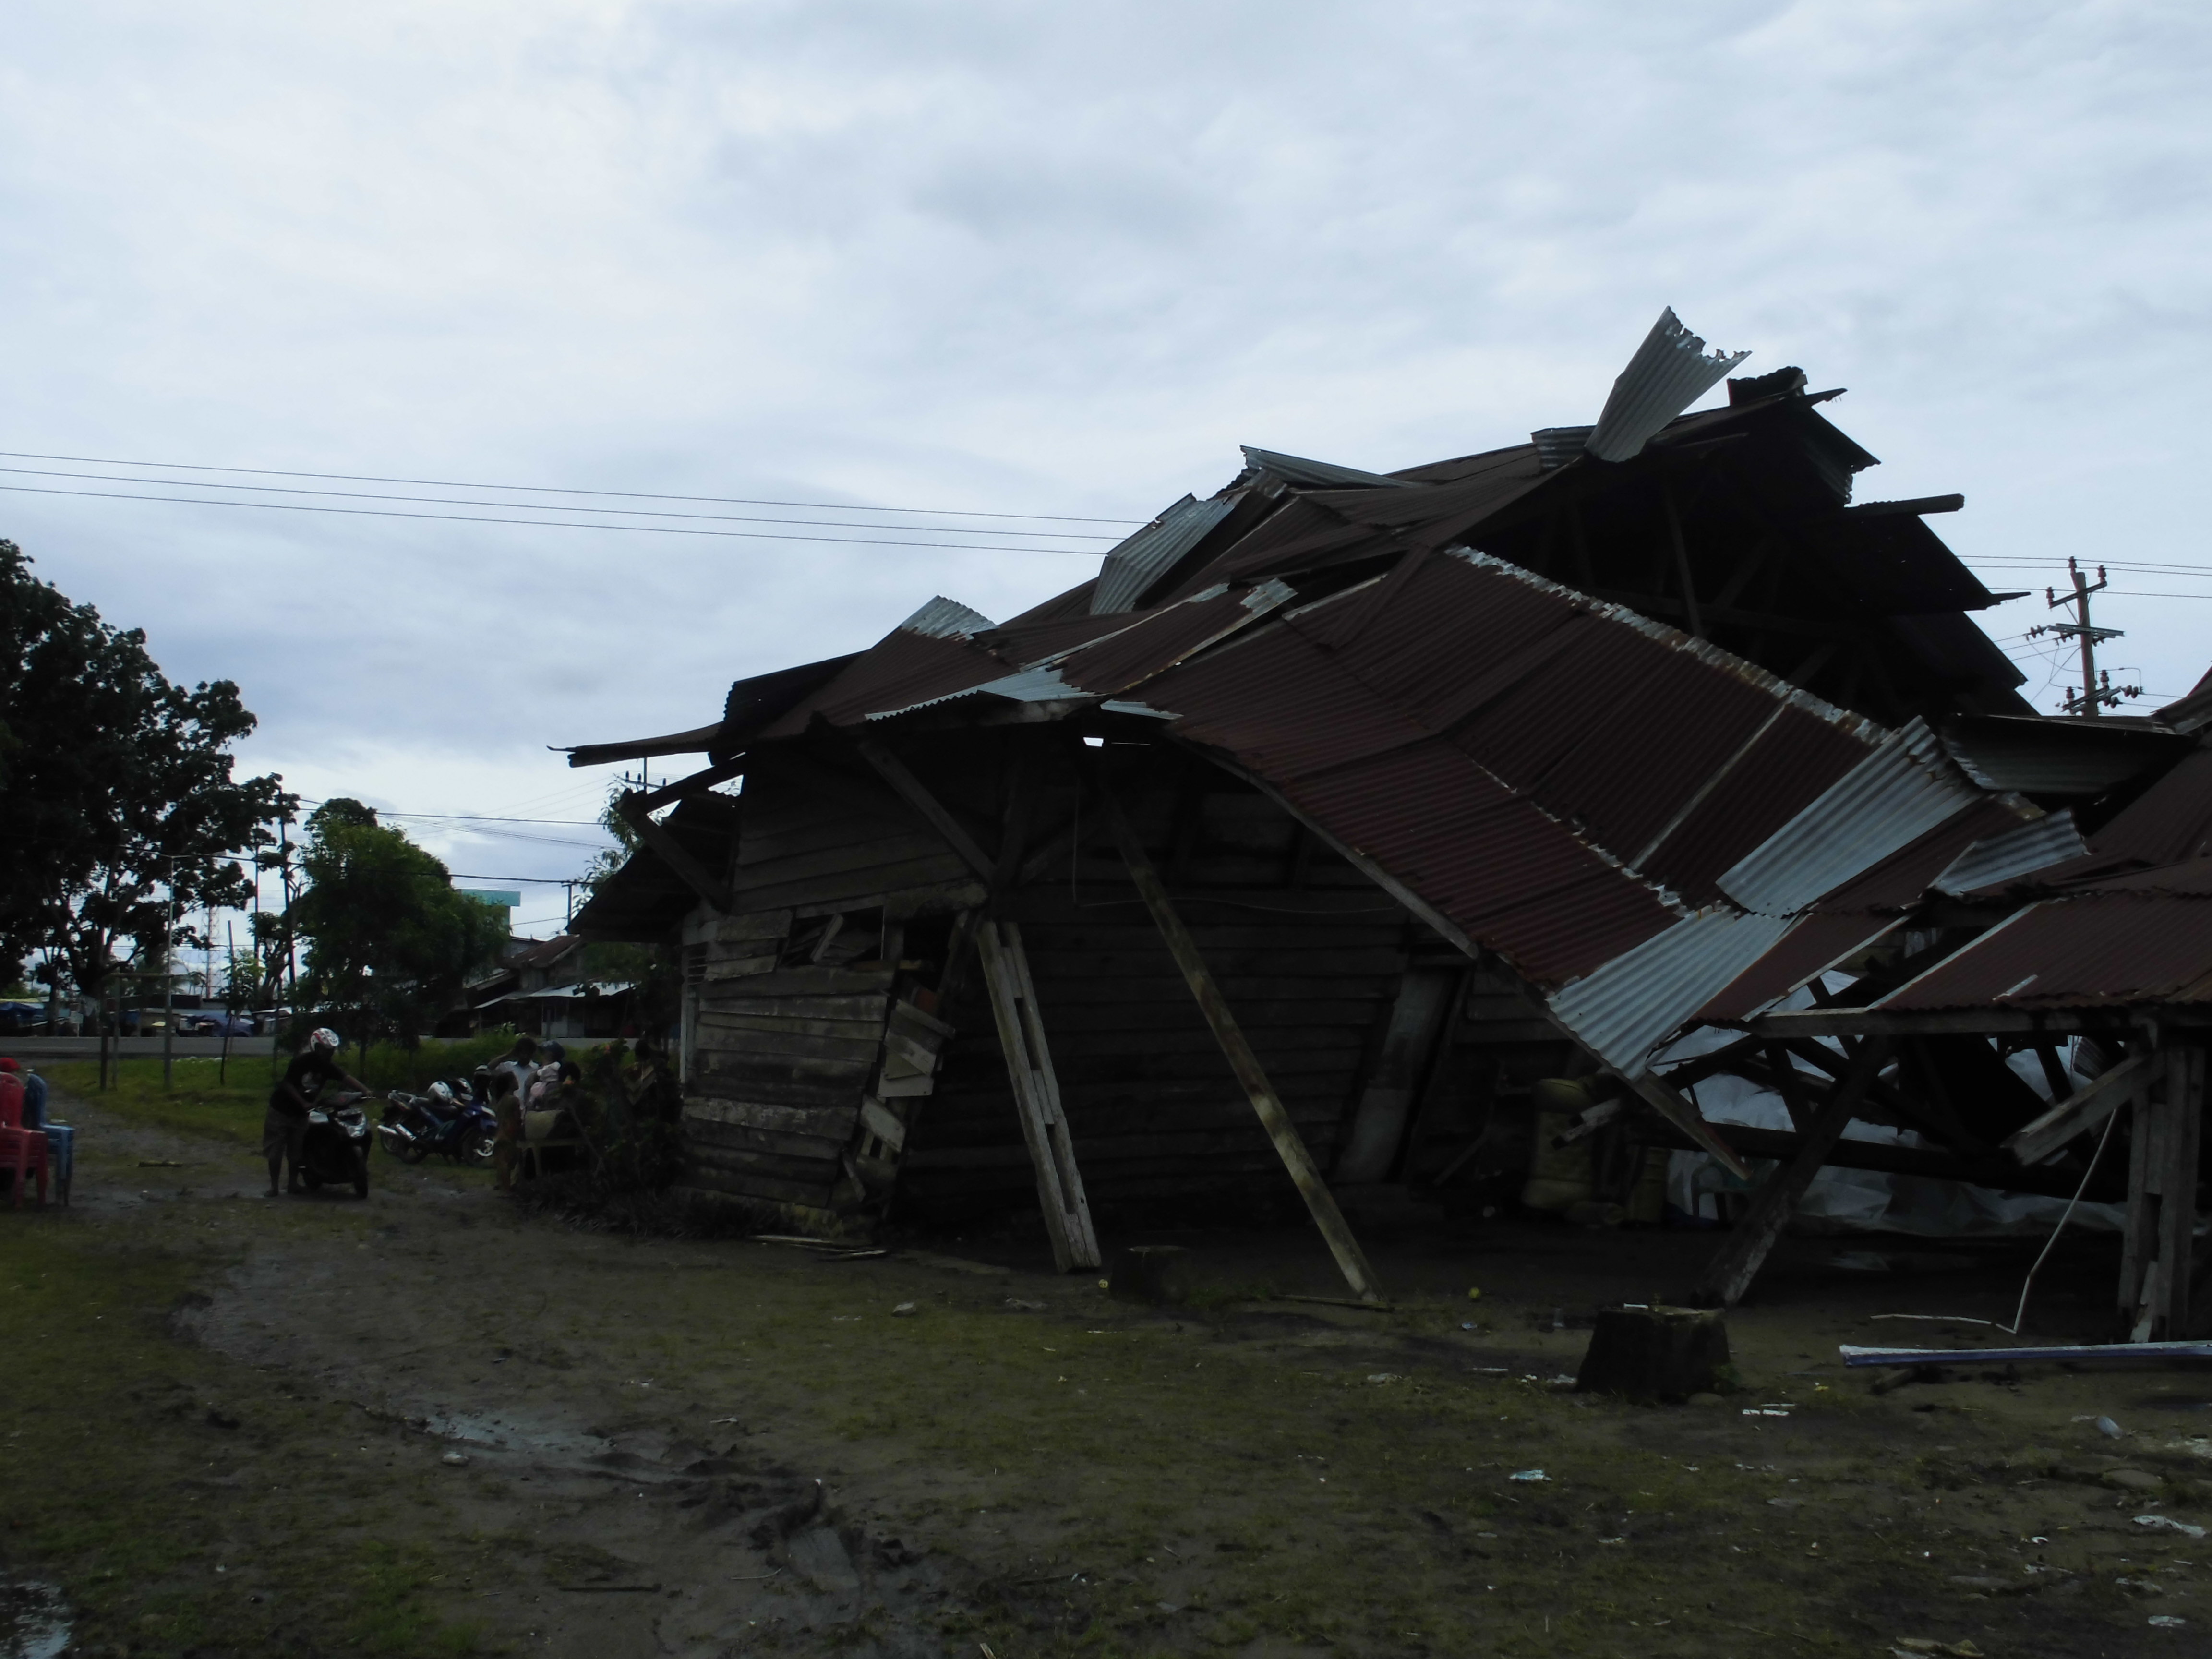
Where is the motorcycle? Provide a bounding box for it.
[299,1089,374,1198]
[376,1082,497,1170]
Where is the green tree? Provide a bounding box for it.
[0,540,289,1066]
[577,783,678,1036]
[291,800,505,1062]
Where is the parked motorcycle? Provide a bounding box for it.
[376,1081,497,1169]
[300,1089,374,1198]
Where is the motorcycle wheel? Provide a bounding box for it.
[303,1172,323,1191]
[393,1133,433,1166]
[461,1128,497,1169]
[352,1147,370,1199]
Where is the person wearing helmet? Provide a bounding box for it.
[265,1027,369,1197]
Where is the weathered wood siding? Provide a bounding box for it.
[895,768,1413,1220]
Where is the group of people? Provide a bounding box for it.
[260,1029,677,1198]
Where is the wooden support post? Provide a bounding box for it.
[618,793,733,911]
[1765,1043,1815,1132]
[1691,1037,1891,1307]
[1096,772,1386,1303]
[853,739,995,880]
[975,919,1100,1274]
[1613,1067,1753,1181]
[2121,1045,2206,1342]
[2003,1053,2148,1167]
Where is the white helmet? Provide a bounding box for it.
[428,1081,454,1105]
[308,1027,342,1053]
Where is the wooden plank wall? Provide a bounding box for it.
[897,766,1415,1221]
[728,748,984,920]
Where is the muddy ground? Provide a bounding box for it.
[3,1086,2209,1658]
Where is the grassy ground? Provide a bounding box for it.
[0,1191,490,1653]
[5,1076,2205,1658]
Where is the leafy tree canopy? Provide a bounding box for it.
[292,799,505,1053]
[0,540,290,998]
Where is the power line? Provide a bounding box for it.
[0,464,1121,541]
[1971,560,2212,577]
[376,810,605,828]
[0,481,1106,554]
[0,447,1145,525]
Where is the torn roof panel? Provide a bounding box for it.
[1938,714,2193,797]
[753,627,1010,737]
[1549,907,1795,1071]
[1640,707,1880,903]
[1585,309,1751,464]
[561,719,725,769]
[1238,446,1418,491]
[1878,894,2212,1011]
[1053,583,1289,696]
[1807,795,2028,913]
[1276,737,1679,986]
[1697,912,1900,1022]
[1092,494,1239,614]
[1718,720,1984,914]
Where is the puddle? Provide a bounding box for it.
[417,1407,605,1458]
[1,1579,72,1659]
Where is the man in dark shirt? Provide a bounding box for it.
[265,1027,369,1196]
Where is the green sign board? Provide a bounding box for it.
[457,889,522,909]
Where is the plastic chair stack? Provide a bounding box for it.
[0,1074,50,1208]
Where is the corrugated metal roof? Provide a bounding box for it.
[1878,894,2212,1010]
[1239,446,1417,490]
[2159,669,2212,735]
[2076,746,2212,868]
[1056,582,1292,695]
[754,627,1010,738]
[560,719,725,769]
[1809,797,2027,913]
[899,595,997,638]
[1584,309,1750,464]
[1548,907,1795,1071]
[1937,714,2191,796]
[1697,913,1899,1021]
[1933,809,2090,896]
[1091,495,1239,614]
[1718,718,1984,914]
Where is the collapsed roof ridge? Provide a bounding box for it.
[1445,547,1890,749]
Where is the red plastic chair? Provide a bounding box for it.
[0,1075,49,1209]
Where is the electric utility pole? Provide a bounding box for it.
[162,860,178,1092]
[2032,557,2141,718]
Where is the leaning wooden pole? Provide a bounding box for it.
[1692,1036,1892,1308]
[1096,771,1385,1304]
[976,919,1102,1274]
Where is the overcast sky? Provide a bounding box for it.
[6,1,2208,938]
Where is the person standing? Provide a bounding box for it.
[265,1028,368,1197]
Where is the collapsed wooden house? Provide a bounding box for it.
[569,310,2212,1325]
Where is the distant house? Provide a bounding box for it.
[456,935,636,1040]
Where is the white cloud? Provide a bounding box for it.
[6,0,2209,926]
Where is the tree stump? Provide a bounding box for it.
[1575,1307,1729,1401]
[1108,1245,1191,1306]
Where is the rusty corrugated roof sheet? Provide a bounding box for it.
[1878,891,2212,1011]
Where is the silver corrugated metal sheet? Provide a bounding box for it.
[1931,809,2089,896]
[1718,717,1984,914]
[1091,495,1238,615]
[1530,426,1593,470]
[1548,907,1797,1074]
[1238,446,1418,491]
[900,595,997,638]
[1584,308,1751,464]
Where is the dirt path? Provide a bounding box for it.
[8,1085,2210,1657]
